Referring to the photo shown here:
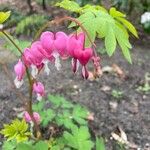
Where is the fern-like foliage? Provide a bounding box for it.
[0,119,31,143]
[56,0,138,63]
[16,14,49,37]
[63,126,94,150]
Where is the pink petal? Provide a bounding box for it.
[40,31,54,54]
[55,32,68,56]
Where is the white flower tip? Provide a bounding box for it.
[31,65,38,78]
[53,52,61,71]
[43,60,50,75]
[37,94,42,101]
[14,77,24,88]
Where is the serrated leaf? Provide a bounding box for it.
[114,26,132,63]
[55,0,81,12]
[73,105,88,125]
[64,126,94,150]
[96,137,106,150]
[0,11,11,24]
[116,17,138,38]
[105,24,116,56]
[115,21,129,38]
[110,7,126,18]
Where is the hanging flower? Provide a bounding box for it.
[67,32,93,78]
[40,31,68,70]
[67,32,85,73]
[14,59,26,88]
[33,82,45,101]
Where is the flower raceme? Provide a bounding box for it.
[14,31,99,98]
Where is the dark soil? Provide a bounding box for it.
[0,0,150,149]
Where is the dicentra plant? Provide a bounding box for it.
[0,1,137,149]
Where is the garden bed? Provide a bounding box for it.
[0,40,149,149]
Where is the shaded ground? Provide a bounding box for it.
[0,38,150,149]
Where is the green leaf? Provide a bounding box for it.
[34,141,49,150]
[64,126,94,150]
[2,140,17,150]
[0,11,11,24]
[72,105,88,125]
[55,0,81,13]
[109,7,126,18]
[116,17,138,38]
[16,143,32,150]
[114,26,132,63]
[48,94,62,108]
[105,23,116,56]
[96,137,106,150]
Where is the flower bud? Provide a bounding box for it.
[14,59,26,88]
[24,111,41,124]
[33,82,45,101]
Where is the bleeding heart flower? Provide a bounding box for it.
[14,59,26,88]
[33,82,45,101]
[24,111,40,124]
[30,41,44,65]
[67,32,85,58]
[67,32,93,78]
[23,48,35,66]
[67,32,86,73]
[40,31,68,57]
[40,31,68,70]
[40,31,54,54]
[75,47,93,66]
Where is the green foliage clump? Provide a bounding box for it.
[16,14,49,37]
[33,94,89,128]
[0,119,31,143]
[56,0,138,63]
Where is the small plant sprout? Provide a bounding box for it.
[111,89,124,99]
[137,73,150,93]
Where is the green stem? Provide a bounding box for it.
[2,31,23,54]
[1,30,41,139]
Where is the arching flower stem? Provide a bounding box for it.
[1,30,41,139]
